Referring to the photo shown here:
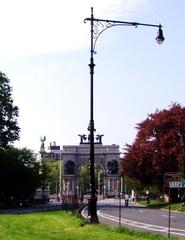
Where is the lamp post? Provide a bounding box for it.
[118,175,122,227]
[98,170,103,195]
[146,190,150,204]
[59,151,62,200]
[84,7,164,224]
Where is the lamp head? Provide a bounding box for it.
[156,25,165,44]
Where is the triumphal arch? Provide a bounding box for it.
[62,135,120,198]
[40,135,120,198]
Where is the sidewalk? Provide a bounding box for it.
[0,201,83,214]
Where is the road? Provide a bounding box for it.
[82,199,185,238]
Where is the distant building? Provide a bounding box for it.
[40,140,61,160]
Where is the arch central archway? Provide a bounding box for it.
[62,143,120,198]
[77,162,103,196]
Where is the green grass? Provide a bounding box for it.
[0,211,177,240]
[138,199,169,208]
[163,202,185,212]
[138,199,185,212]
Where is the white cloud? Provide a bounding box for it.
[0,0,146,58]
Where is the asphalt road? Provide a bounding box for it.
[82,199,185,238]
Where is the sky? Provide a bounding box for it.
[0,0,185,153]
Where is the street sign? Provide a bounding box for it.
[169,180,185,188]
[181,179,185,187]
[165,172,180,181]
[169,181,182,188]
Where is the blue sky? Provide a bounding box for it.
[0,0,185,153]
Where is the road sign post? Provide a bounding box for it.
[168,179,185,238]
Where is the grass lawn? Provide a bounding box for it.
[0,211,177,240]
[163,202,185,212]
[138,199,185,212]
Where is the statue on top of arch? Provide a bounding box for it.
[40,136,46,152]
[78,134,104,144]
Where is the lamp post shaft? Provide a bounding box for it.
[88,7,98,223]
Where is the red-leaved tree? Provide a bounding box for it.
[122,103,185,192]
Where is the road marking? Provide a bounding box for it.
[139,209,144,213]
[161,214,174,218]
[81,205,185,237]
[97,208,185,237]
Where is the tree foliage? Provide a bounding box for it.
[122,103,185,192]
[0,147,40,207]
[0,71,20,147]
[40,158,63,195]
[79,163,102,194]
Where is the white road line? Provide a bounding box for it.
[81,206,89,219]
[161,214,174,218]
[97,208,185,237]
[139,210,144,213]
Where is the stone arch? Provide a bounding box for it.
[76,161,106,196]
[76,160,105,177]
[61,143,120,198]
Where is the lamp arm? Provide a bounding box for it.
[84,17,163,53]
[93,23,136,54]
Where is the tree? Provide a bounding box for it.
[0,71,20,148]
[40,158,63,195]
[79,163,102,194]
[0,147,40,207]
[122,103,185,193]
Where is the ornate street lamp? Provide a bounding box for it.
[84,7,164,224]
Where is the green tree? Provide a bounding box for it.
[79,164,91,194]
[0,71,20,148]
[79,163,102,194]
[40,158,63,195]
[0,147,40,207]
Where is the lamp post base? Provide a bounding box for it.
[88,197,99,223]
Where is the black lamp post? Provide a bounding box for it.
[84,7,164,224]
